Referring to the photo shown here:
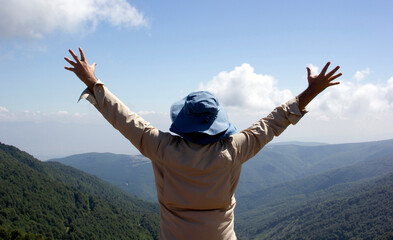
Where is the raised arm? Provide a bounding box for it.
[64,48,98,91]
[64,47,171,161]
[298,62,342,110]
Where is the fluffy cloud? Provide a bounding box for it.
[0,0,147,39]
[354,68,371,81]
[0,106,9,112]
[199,63,293,112]
[197,63,393,142]
[309,75,393,121]
[298,74,393,143]
[200,63,393,121]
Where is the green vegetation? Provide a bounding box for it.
[235,153,393,239]
[236,173,393,239]
[0,226,50,240]
[2,139,393,239]
[0,143,159,239]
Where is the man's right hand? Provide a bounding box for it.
[298,62,342,111]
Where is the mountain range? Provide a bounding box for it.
[235,148,393,239]
[51,139,393,200]
[1,139,392,239]
[50,139,393,239]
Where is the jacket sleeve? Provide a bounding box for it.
[78,81,172,161]
[231,97,307,164]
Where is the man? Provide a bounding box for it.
[65,48,341,240]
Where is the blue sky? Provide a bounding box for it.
[1,0,393,159]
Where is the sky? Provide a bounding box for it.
[0,0,393,160]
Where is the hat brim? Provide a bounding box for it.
[170,122,237,145]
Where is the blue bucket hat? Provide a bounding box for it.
[170,91,237,144]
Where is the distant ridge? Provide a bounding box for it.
[271,141,328,146]
[237,149,393,212]
[237,138,393,196]
[0,143,159,239]
[51,152,156,201]
[50,139,393,201]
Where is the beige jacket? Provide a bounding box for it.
[81,81,306,240]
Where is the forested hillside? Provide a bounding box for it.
[0,143,159,240]
[235,172,393,239]
[235,151,393,239]
[3,139,392,240]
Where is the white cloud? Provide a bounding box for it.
[354,68,371,81]
[57,110,69,115]
[202,64,393,121]
[198,63,293,112]
[308,70,393,121]
[0,106,8,112]
[294,75,393,144]
[0,0,147,39]
[197,64,393,143]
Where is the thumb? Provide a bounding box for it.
[306,67,311,77]
[91,63,97,71]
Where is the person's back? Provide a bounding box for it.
[65,48,341,239]
[153,139,239,239]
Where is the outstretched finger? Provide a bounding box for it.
[328,81,340,87]
[64,66,75,72]
[79,48,86,62]
[64,57,76,66]
[326,66,340,78]
[68,49,81,64]
[320,62,331,76]
[329,73,342,81]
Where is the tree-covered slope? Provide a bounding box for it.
[0,143,159,240]
[235,172,393,240]
[235,150,393,240]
